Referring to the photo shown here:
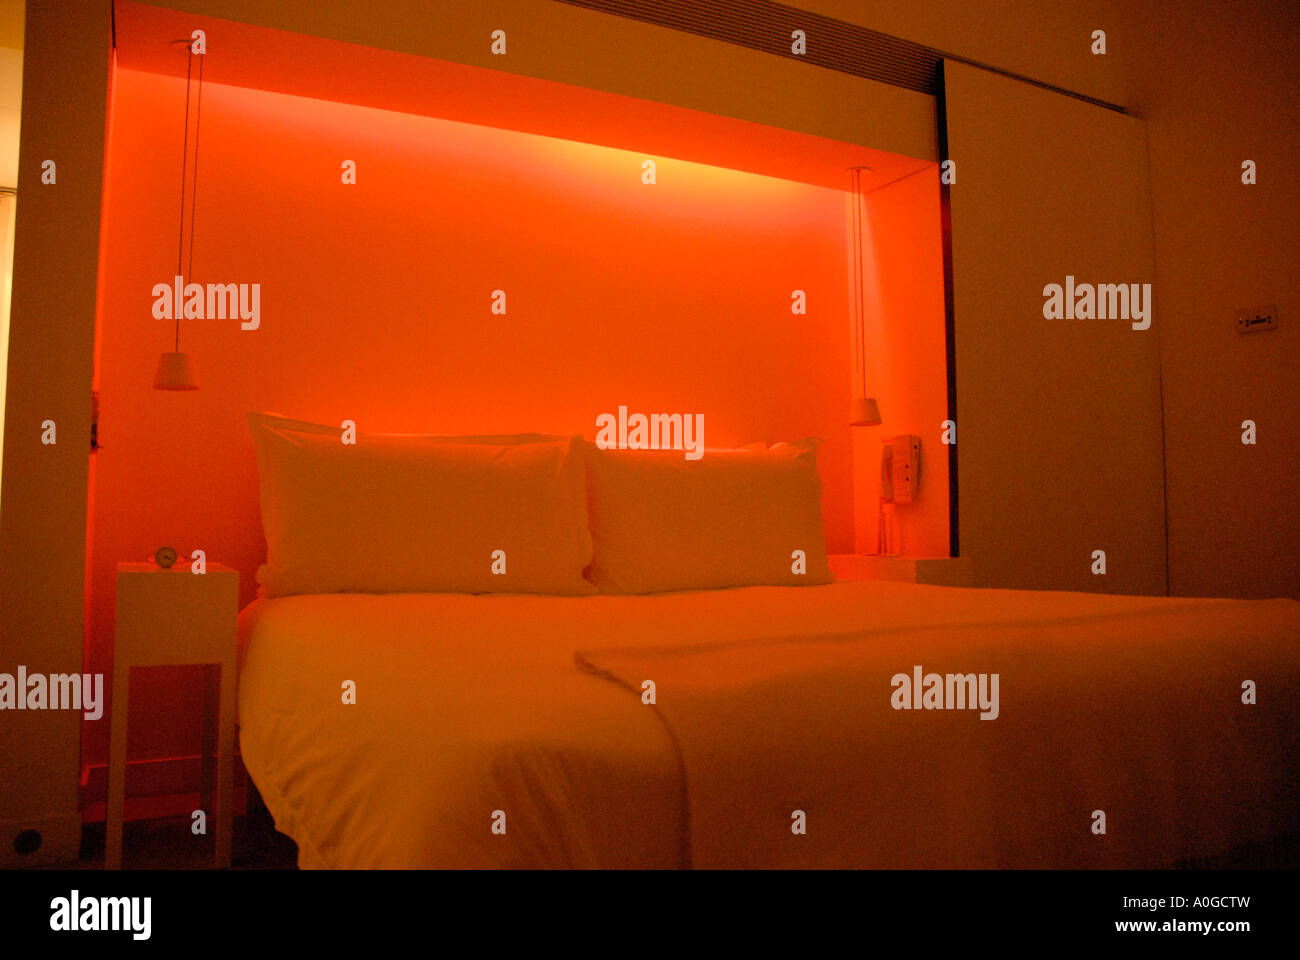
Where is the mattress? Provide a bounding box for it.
[237,580,1300,868]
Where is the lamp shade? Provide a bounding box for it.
[153,352,200,390]
[849,396,881,427]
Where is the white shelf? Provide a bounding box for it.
[828,554,974,587]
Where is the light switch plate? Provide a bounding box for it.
[1237,304,1277,333]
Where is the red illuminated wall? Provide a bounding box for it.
[87,66,923,776]
[853,170,950,557]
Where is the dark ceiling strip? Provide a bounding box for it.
[553,0,1126,113]
[861,161,935,197]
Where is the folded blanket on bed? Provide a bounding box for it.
[576,598,1300,868]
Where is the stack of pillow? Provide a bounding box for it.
[248,412,832,598]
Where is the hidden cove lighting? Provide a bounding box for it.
[155,37,205,391]
[847,166,881,427]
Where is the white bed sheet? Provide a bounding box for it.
[237,581,1298,868]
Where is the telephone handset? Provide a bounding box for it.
[878,434,920,556]
[881,434,921,505]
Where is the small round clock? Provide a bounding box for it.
[154,545,179,569]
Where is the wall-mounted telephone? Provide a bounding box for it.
[877,435,920,557]
[881,434,921,504]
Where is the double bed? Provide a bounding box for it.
[238,578,1300,869]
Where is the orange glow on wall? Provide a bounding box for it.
[852,169,950,557]
[85,22,947,786]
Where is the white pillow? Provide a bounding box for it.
[248,413,595,597]
[584,439,833,593]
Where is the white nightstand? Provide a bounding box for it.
[829,554,975,587]
[108,562,239,869]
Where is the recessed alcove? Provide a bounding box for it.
[86,0,948,798]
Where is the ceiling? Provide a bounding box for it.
[113,0,931,192]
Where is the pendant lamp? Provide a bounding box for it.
[155,39,204,391]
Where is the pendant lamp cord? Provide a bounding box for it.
[175,50,192,353]
[851,167,867,397]
[173,48,203,353]
[187,53,203,299]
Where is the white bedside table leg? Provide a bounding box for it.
[106,664,130,869]
[199,664,218,827]
[215,658,236,868]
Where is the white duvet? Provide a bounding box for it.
[237,582,1299,868]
